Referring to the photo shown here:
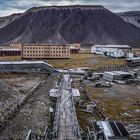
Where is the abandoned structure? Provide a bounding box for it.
[103,71,135,82]
[22,44,70,59]
[93,121,129,140]
[70,47,80,54]
[0,61,54,73]
[0,43,71,59]
[0,43,82,58]
[91,45,131,58]
[131,48,140,56]
[70,43,81,54]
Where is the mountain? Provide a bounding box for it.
[0,13,21,29]
[0,5,140,46]
[117,11,140,28]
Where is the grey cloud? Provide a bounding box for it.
[0,0,140,16]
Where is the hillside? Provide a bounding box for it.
[0,13,21,29]
[117,11,140,28]
[0,5,140,46]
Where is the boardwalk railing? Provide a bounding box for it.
[51,75,81,139]
[26,127,52,140]
[26,130,45,140]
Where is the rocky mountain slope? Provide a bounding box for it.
[117,11,140,28]
[0,13,21,29]
[0,5,140,46]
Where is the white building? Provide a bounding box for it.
[103,71,135,82]
[91,45,131,58]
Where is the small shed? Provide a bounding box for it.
[72,88,80,104]
[86,104,96,113]
[70,46,80,54]
[49,88,59,99]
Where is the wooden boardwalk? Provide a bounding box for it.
[53,75,81,140]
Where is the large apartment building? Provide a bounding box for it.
[22,44,70,59]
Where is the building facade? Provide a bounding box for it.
[0,48,21,56]
[22,44,70,59]
[10,43,22,49]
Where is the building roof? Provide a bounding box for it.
[23,44,70,46]
[104,71,132,76]
[0,48,21,51]
[70,46,79,50]
[93,45,131,49]
[94,121,129,138]
[0,61,53,68]
[72,88,80,97]
[126,57,140,61]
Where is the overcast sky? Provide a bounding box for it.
[0,0,140,17]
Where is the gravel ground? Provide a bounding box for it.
[0,75,55,140]
[72,74,140,140]
[0,74,44,127]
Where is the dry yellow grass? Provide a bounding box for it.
[85,84,140,124]
[46,53,126,68]
[0,56,22,61]
[0,53,126,69]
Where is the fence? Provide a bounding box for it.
[26,127,52,140]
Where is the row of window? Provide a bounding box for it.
[24,51,44,53]
[24,54,44,57]
[24,47,45,50]
[50,51,69,53]
[50,48,69,50]
[23,51,69,53]
[24,54,69,57]
[23,47,69,50]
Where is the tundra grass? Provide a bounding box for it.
[46,53,126,68]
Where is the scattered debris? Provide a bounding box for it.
[92,121,129,140]
[95,81,112,88]
[114,80,126,84]
[86,104,96,113]
[134,101,140,106]
[127,124,140,140]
